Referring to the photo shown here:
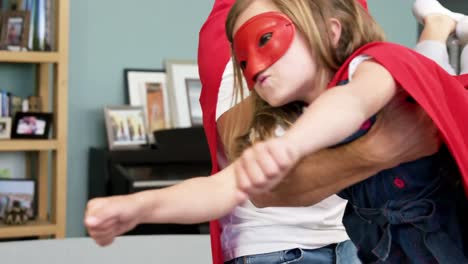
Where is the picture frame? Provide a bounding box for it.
[104,105,148,150]
[124,69,171,135]
[11,112,53,139]
[0,11,30,51]
[0,178,36,219]
[0,117,12,140]
[0,153,26,180]
[166,60,202,128]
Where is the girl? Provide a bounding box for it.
[228,0,468,263]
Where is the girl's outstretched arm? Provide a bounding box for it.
[85,164,245,246]
[137,163,245,224]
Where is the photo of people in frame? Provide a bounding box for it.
[106,107,148,149]
[6,17,23,46]
[16,116,46,135]
[0,11,30,50]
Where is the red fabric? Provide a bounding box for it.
[456,74,468,88]
[198,1,370,263]
[357,0,368,11]
[328,42,468,196]
[198,1,234,263]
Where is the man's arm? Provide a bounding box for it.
[217,92,440,207]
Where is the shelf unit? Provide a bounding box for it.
[0,51,60,63]
[0,0,69,239]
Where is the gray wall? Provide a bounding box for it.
[369,0,418,47]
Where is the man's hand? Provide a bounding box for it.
[249,91,441,207]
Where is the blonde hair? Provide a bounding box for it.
[225,0,386,160]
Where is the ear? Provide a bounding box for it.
[328,18,342,47]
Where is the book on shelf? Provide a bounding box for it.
[44,0,54,51]
[0,91,40,118]
[1,90,10,117]
[10,95,22,117]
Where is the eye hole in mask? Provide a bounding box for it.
[259,32,273,47]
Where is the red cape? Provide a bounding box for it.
[329,42,468,195]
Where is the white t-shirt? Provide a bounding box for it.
[215,58,370,261]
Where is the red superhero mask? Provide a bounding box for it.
[233,12,295,89]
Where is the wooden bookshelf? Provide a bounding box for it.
[0,140,58,151]
[0,220,56,238]
[0,0,69,240]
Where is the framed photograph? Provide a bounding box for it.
[0,117,12,140]
[124,69,171,135]
[11,112,53,139]
[0,178,36,219]
[0,11,30,51]
[104,106,148,150]
[0,153,27,180]
[166,60,202,128]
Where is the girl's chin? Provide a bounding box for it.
[265,98,284,107]
[259,91,288,106]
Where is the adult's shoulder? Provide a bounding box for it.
[198,0,234,99]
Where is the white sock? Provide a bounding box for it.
[460,44,468,74]
[456,16,468,47]
[412,0,464,24]
[415,40,456,75]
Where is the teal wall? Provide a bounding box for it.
[368,0,418,47]
[68,0,214,236]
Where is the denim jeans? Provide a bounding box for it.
[338,149,468,263]
[224,240,361,264]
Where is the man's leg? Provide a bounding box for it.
[457,17,468,74]
[414,14,457,75]
[412,0,466,74]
